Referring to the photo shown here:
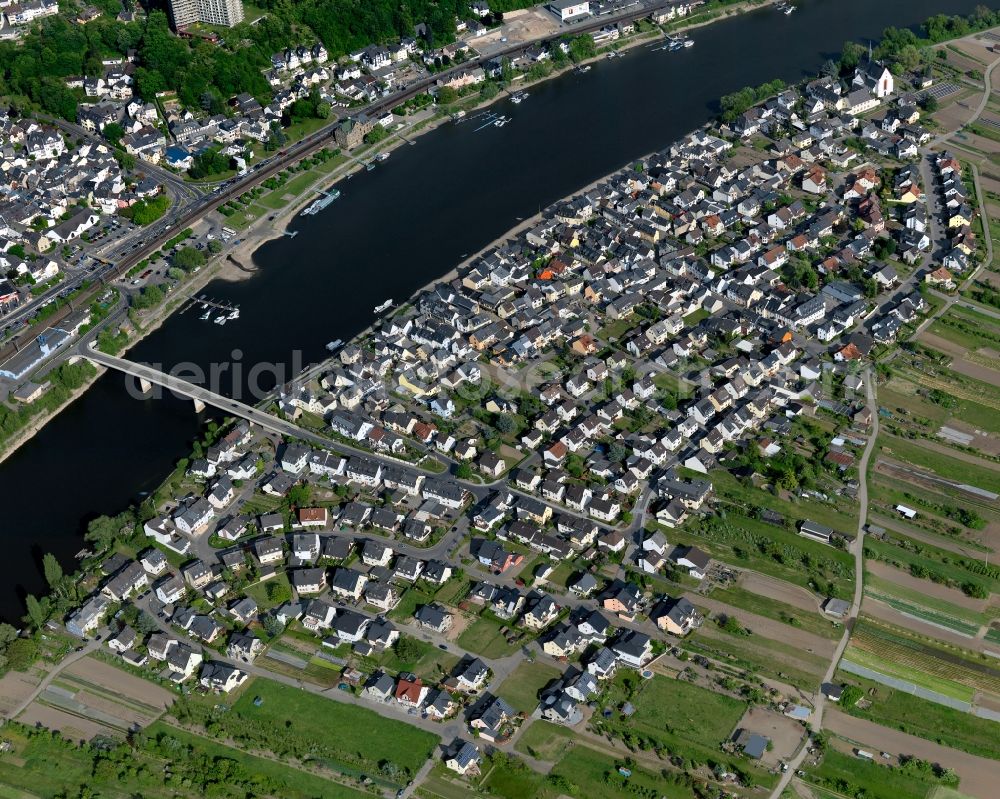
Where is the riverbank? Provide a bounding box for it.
[0,0,883,469]
[0,0,986,623]
[229,0,784,272]
[0,0,777,490]
[0,250,235,468]
[0,364,107,467]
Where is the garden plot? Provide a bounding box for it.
[846,619,1000,702]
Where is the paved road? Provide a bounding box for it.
[134,592,465,742]
[1,0,687,363]
[768,367,877,799]
[81,340,655,556]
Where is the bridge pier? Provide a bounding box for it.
[192,398,206,413]
[138,377,153,395]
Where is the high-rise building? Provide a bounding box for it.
[168,0,244,29]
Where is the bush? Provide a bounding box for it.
[6,638,38,672]
[393,636,424,663]
[363,123,390,145]
[266,581,292,604]
[120,194,171,226]
[188,148,232,179]
[173,247,206,271]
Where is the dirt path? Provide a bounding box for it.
[865,561,992,612]
[693,595,837,659]
[918,331,1000,384]
[65,655,174,710]
[18,703,118,744]
[823,709,1000,799]
[739,571,824,614]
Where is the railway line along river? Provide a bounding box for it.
[0,0,983,620]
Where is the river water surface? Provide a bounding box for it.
[2,0,984,620]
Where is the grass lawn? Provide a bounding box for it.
[597,317,638,342]
[864,536,1000,597]
[258,653,341,688]
[591,674,775,788]
[892,354,1000,418]
[286,115,335,144]
[929,304,1000,351]
[0,719,370,799]
[371,636,460,683]
[548,745,725,799]
[651,370,693,399]
[146,722,370,799]
[879,434,1000,494]
[224,203,266,229]
[243,572,291,609]
[630,675,746,748]
[709,468,859,533]
[660,510,855,599]
[495,661,562,713]
[435,576,471,606]
[388,585,437,622]
[224,678,437,780]
[864,580,982,637]
[805,749,951,799]
[868,570,999,620]
[516,554,544,582]
[419,769,479,799]
[683,307,710,326]
[710,584,841,640]
[848,618,1000,698]
[688,624,829,691]
[514,721,576,761]
[867,477,996,552]
[283,169,324,198]
[481,758,547,799]
[390,577,469,622]
[257,189,292,211]
[315,153,349,174]
[843,643,975,702]
[836,672,1000,760]
[456,616,522,659]
[240,492,283,515]
[544,560,576,590]
[878,373,1000,433]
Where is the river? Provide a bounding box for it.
[0,0,984,621]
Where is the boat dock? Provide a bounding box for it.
[472,111,511,132]
[182,295,238,314]
[300,188,341,216]
[182,296,241,324]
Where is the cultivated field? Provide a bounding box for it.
[846,618,1000,701]
[823,710,1000,799]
